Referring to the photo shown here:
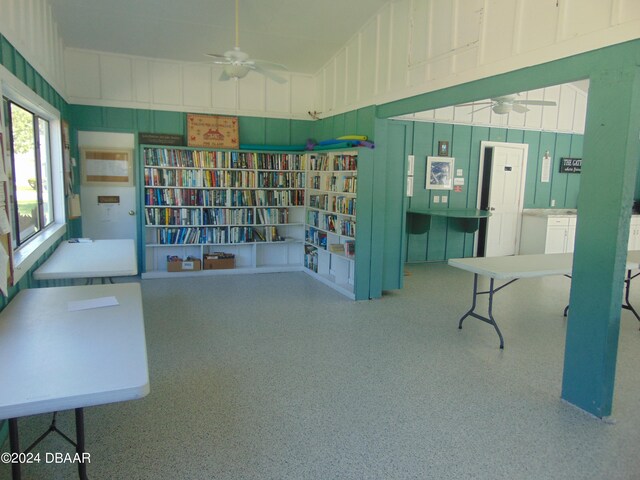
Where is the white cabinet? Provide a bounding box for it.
[519,213,576,254]
[521,212,640,254]
[628,216,640,250]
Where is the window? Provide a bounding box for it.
[3,99,54,247]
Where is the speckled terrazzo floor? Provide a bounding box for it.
[2,263,640,479]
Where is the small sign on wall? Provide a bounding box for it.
[559,157,582,173]
[139,133,184,146]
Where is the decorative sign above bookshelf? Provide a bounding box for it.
[186,114,239,149]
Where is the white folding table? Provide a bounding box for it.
[0,283,149,479]
[448,252,640,349]
[32,239,138,283]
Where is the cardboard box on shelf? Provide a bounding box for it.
[167,256,202,272]
[204,252,235,270]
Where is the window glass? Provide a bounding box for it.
[5,100,54,247]
[9,103,40,242]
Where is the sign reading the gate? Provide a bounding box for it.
[559,157,582,173]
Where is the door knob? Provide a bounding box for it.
[128,210,135,216]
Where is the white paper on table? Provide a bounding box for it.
[0,243,8,297]
[0,210,11,234]
[68,296,119,311]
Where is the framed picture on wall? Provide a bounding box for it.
[426,156,455,190]
[438,141,449,156]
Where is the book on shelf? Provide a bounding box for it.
[344,240,355,257]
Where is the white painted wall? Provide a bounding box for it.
[63,48,316,120]
[0,0,66,95]
[314,0,640,117]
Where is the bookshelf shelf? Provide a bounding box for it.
[139,146,371,299]
[303,151,358,298]
[141,146,306,278]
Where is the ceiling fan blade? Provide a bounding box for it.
[512,104,529,114]
[513,100,557,106]
[253,59,288,72]
[458,101,493,108]
[211,59,233,66]
[205,53,227,59]
[469,104,493,114]
[252,63,287,84]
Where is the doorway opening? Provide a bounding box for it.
[476,141,528,257]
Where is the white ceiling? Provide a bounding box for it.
[47,0,389,74]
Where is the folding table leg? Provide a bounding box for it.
[75,408,88,480]
[621,269,640,327]
[8,418,21,480]
[458,274,505,349]
[458,273,479,330]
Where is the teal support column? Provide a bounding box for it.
[561,65,640,417]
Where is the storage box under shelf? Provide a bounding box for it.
[204,253,235,270]
[167,257,202,272]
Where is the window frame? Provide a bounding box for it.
[5,100,54,247]
[1,68,67,283]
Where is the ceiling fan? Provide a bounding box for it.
[461,94,557,115]
[205,0,287,84]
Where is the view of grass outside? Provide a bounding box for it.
[10,103,40,241]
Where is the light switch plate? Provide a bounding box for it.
[433,196,440,203]
[441,195,448,203]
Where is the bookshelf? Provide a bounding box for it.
[140,146,306,278]
[303,150,358,299]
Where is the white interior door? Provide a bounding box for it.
[481,142,528,257]
[78,132,137,241]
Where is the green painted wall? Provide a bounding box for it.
[309,106,377,142]
[401,121,583,262]
[69,105,314,146]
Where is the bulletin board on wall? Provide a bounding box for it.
[80,148,134,186]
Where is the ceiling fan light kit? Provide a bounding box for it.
[223,63,250,80]
[492,102,513,115]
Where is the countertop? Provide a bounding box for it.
[522,209,577,217]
